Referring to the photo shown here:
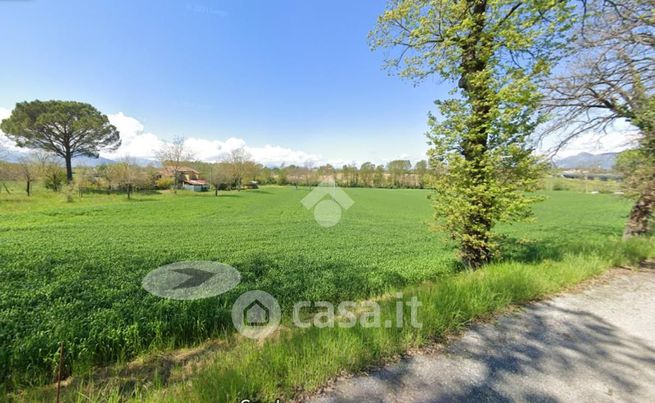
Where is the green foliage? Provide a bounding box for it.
[371,0,572,266]
[426,90,548,264]
[155,177,175,190]
[370,0,572,84]
[616,96,655,197]
[615,149,652,198]
[552,182,568,191]
[43,164,66,192]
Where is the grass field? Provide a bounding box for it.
[0,184,652,398]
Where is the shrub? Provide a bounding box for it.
[155,177,174,189]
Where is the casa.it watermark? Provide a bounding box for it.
[143,260,421,340]
[292,293,422,330]
[230,291,422,339]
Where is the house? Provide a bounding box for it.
[156,166,209,192]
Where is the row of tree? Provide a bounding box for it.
[0,152,150,199]
[0,142,437,198]
[156,137,436,191]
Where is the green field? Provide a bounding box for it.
[0,185,647,394]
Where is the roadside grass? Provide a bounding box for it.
[155,239,655,403]
[28,237,654,402]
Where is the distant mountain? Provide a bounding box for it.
[1,150,156,167]
[71,155,116,167]
[74,156,157,167]
[555,152,618,170]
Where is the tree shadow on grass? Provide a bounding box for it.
[497,236,568,263]
[324,303,655,402]
[212,193,241,198]
[496,229,624,264]
[125,198,159,202]
[232,254,413,308]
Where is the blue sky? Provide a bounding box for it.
[0,0,453,165]
[0,0,633,165]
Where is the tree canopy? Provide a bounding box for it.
[0,100,121,183]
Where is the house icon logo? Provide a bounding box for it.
[245,300,269,326]
[231,290,281,339]
[301,179,354,227]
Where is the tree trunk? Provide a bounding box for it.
[65,153,73,184]
[26,180,31,197]
[457,0,493,268]
[623,182,655,239]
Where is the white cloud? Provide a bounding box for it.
[247,144,321,166]
[539,119,639,158]
[2,109,323,166]
[5,107,637,166]
[105,112,321,166]
[103,112,164,159]
[0,107,23,152]
[555,131,638,157]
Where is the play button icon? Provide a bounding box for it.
[142,261,241,300]
[171,267,217,289]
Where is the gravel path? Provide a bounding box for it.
[310,267,655,403]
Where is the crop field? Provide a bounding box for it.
[0,185,641,391]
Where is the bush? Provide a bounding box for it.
[155,177,174,189]
[44,167,66,192]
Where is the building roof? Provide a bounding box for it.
[185,179,208,185]
[159,166,199,176]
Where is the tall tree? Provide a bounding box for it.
[615,149,654,235]
[387,160,412,187]
[16,154,39,196]
[414,160,429,188]
[360,162,376,187]
[372,0,570,267]
[224,147,252,190]
[318,164,336,181]
[0,160,15,194]
[208,162,232,195]
[542,0,655,238]
[0,100,121,183]
[112,157,146,199]
[0,145,11,193]
[373,164,386,188]
[275,166,289,185]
